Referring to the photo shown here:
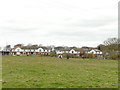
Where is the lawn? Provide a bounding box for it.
[2,56,118,88]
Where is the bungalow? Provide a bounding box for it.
[69,48,80,55]
[55,47,84,56]
[88,49,103,55]
[55,46,64,55]
[69,48,91,56]
[11,45,51,56]
[55,47,103,57]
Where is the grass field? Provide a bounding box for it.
[2,56,118,88]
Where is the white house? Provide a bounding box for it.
[88,49,102,55]
[11,45,51,56]
[69,49,79,54]
[55,48,81,56]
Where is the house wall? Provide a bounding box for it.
[10,47,51,56]
[56,50,63,55]
[88,49,103,55]
[38,48,44,52]
[69,49,77,54]
[14,47,23,52]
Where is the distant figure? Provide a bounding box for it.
[58,55,62,59]
[81,55,85,59]
[67,55,69,59]
[60,55,62,59]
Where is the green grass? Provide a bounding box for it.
[2,56,118,88]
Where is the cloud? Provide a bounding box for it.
[0,0,118,47]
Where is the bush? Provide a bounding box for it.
[63,53,71,58]
[50,51,57,57]
[83,53,88,58]
[87,53,94,58]
[63,53,80,58]
[93,54,97,58]
[109,51,118,60]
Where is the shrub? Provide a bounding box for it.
[50,51,57,57]
[109,51,118,60]
[93,54,97,58]
[87,53,94,58]
[63,53,79,58]
[63,53,71,58]
[83,53,88,58]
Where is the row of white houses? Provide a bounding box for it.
[0,45,103,56]
[56,49,102,55]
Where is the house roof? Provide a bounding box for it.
[92,49,101,52]
[54,46,64,50]
[21,46,49,50]
[61,48,71,51]
[59,48,88,52]
[39,46,48,50]
[14,44,23,47]
[21,46,39,49]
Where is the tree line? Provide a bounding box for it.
[97,37,119,60]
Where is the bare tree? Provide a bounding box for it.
[5,45,11,51]
[104,38,118,46]
[103,37,119,60]
[103,38,118,52]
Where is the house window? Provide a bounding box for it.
[39,50,41,52]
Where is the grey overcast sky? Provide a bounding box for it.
[0,0,118,48]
